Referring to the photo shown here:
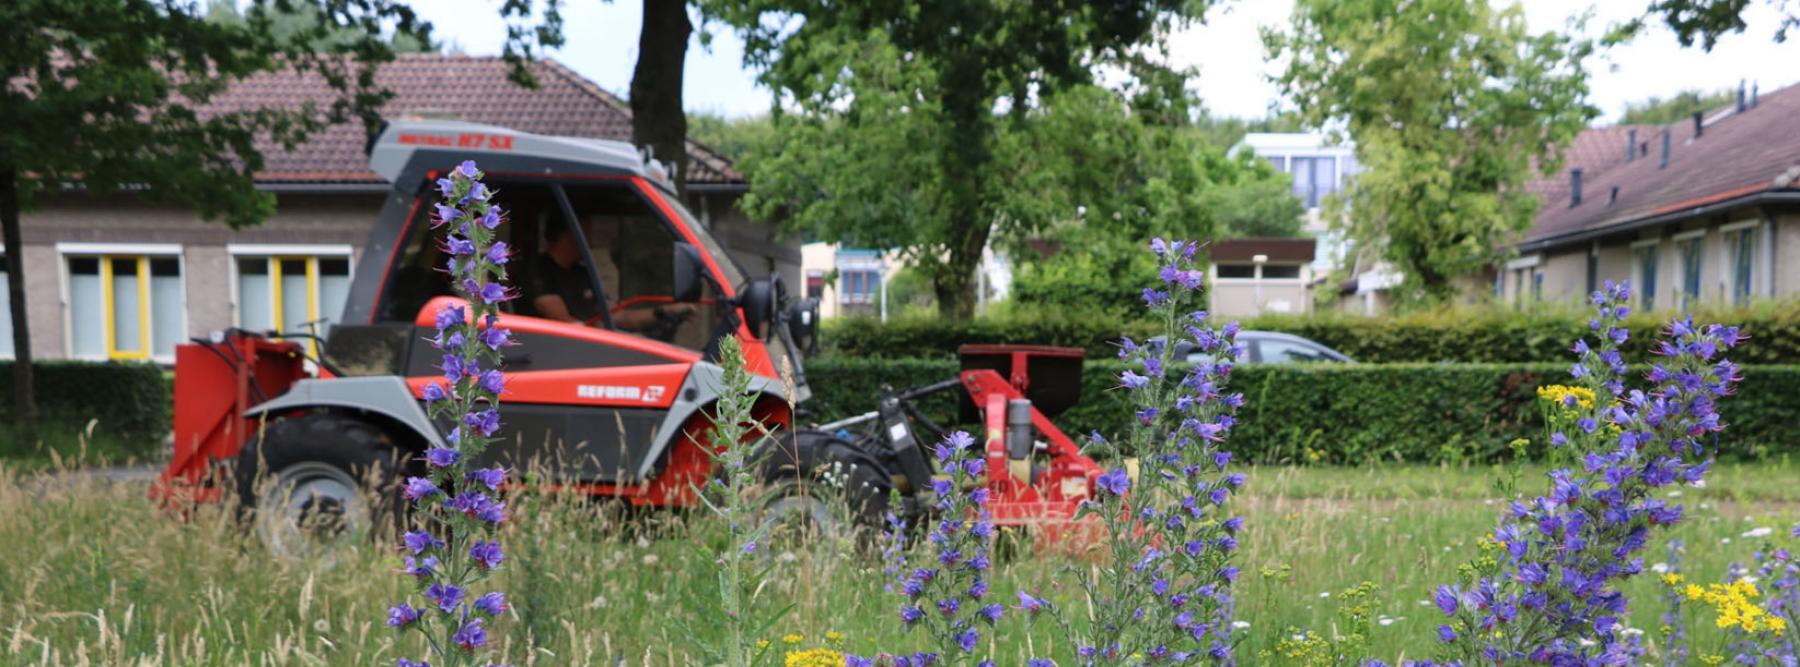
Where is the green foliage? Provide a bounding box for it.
[1009,247,1162,317]
[804,359,1800,464]
[1188,112,1308,151]
[686,112,777,162]
[716,0,1212,318]
[0,361,169,450]
[817,302,1800,364]
[1267,0,1597,303]
[1611,0,1799,51]
[1617,88,1736,125]
[1204,166,1308,239]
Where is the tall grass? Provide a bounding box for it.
[2,459,1795,665]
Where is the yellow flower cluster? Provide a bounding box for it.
[1680,578,1788,636]
[785,649,846,667]
[1537,385,1597,410]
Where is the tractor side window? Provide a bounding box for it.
[561,183,718,350]
[377,182,561,323]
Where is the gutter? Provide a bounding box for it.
[1517,190,1800,254]
[685,182,750,194]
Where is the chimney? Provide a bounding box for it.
[1608,186,1619,205]
[1693,111,1704,139]
[1569,169,1583,207]
[1753,81,1760,108]
[1660,129,1671,168]
[1738,79,1747,112]
[1626,128,1637,161]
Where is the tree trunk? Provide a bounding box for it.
[931,70,994,321]
[630,0,692,197]
[1,168,37,438]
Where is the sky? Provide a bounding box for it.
[414,0,1799,122]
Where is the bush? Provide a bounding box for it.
[819,300,1800,363]
[0,361,170,455]
[803,359,1800,464]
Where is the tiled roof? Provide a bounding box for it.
[1522,124,1656,204]
[201,54,743,186]
[1522,82,1800,249]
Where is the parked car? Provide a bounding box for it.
[1158,330,1354,364]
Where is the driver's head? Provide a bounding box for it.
[546,224,582,264]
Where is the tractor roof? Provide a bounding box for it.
[369,118,677,191]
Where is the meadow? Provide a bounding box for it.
[4,456,1795,666]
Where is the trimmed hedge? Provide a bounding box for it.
[803,359,1800,464]
[819,304,1800,364]
[0,361,171,448]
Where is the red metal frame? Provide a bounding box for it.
[153,335,310,507]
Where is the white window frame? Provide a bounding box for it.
[56,242,186,363]
[226,244,355,331]
[1211,263,1308,285]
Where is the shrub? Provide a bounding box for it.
[0,361,170,450]
[802,360,1800,464]
[818,300,1800,364]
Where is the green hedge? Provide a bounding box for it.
[819,303,1800,364]
[0,361,171,450]
[803,359,1800,464]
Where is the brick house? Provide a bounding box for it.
[1500,82,1800,309]
[0,54,796,363]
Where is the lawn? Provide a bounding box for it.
[3,459,1795,666]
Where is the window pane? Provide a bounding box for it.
[1290,157,1314,205]
[237,258,274,330]
[110,258,143,354]
[150,258,182,357]
[0,257,11,358]
[560,183,720,348]
[1316,158,1337,199]
[1734,230,1755,305]
[279,259,310,332]
[68,258,105,357]
[1216,264,1255,279]
[319,258,352,328]
[1263,265,1302,279]
[1266,156,1286,172]
[1260,340,1333,363]
[1636,246,1658,311]
[1682,239,1702,307]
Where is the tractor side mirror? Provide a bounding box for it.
[740,278,776,339]
[785,296,821,356]
[672,242,704,303]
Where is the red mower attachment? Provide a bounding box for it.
[152,332,312,507]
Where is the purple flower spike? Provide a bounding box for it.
[402,477,440,501]
[455,160,479,178]
[474,591,508,616]
[424,582,463,614]
[468,466,506,491]
[387,602,421,628]
[452,618,487,651]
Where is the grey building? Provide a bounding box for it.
[1,54,796,362]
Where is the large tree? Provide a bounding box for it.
[1624,0,1798,50]
[0,0,431,435]
[714,0,1210,319]
[1266,0,1596,303]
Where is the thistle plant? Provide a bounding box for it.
[849,430,1020,667]
[1430,281,1746,665]
[690,334,788,667]
[1068,238,1247,664]
[388,160,514,667]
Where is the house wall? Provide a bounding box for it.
[1210,281,1311,317]
[1523,203,1799,311]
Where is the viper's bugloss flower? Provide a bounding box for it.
[464,409,501,437]
[473,591,508,616]
[452,618,487,651]
[403,477,440,501]
[468,466,506,491]
[402,530,440,555]
[424,582,463,614]
[397,658,432,667]
[469,540,504,570]
[446,237,476,256]
[1096,468,1130,496]
[387,603,421,628]
[421,383,448,402]
[423,447,460,469]
[478,326,511,350]
[479,207,502,230]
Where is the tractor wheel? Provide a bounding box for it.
[235,413,415,562]
[756,431,894,547]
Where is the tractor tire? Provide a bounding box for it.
[756,431,894,542]
[234,413,416,561]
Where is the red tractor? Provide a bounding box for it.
[154,120,1102,553]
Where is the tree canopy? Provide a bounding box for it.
[1267,0,1596,304]
[712,0,1212,319]
[1618,87,1737,125]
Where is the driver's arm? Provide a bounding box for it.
[532,294,579,324]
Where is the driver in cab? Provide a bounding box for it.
[521,218,696,332]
